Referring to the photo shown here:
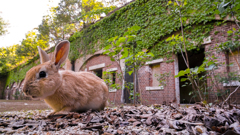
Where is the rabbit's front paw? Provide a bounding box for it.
[55,111,70,115]
[54,107,72,115]
[49,111,56,115]
[47,111,57,118]
[47,110,70,118]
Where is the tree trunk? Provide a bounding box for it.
[133,66,137,105]
[133,42,136,105]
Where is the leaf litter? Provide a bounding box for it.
[0,104,240,134]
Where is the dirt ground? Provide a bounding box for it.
[0,100,50,112]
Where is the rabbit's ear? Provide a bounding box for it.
[52,40,70,69]
[38,46,50,64]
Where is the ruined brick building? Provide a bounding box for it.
[66,22,240,105]
[1,0,240,105]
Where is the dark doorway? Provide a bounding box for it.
[71,60,75,71]
[124,65,134,103]
[112,72,116,84]
[94,69,103,79]
[178,48,205,104]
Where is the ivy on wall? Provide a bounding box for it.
[5,0,240,87]
[68,0,240,61]
[6,61,39,87]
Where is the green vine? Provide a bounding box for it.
[5,0,240,87]
[68,0,239,61]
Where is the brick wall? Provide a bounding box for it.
[80,54,123,104]
[74,22,240,105]
[229,50,240,73]
[205,22,240,103]
[138,57,176,105]
[228,50,240,103]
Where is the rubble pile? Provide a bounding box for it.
[1,104,240,134]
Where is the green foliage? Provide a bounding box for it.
[0,45,18,74]
[0,14,8,36]
[103,25,154,75]
[218,0,231,14]
[103,25,154,104]
[2,0,240,94]
[16,31,49,57]
[38,0,114,44]
[0,31,49,75]
[68,0,238,61]
[0,0,115,85]
[125,82,139,101]
[217,0,240,52]
[80,0,116,24]
[12,90,27,100]
[5,58,40,87]
[103,70,121,91]
[216,0,240,107]
[175,47,240,104]
[217,0,240,16]
[218,27,240,51]
[156,72,171,87]
[175,53,221,103]
[104,25,154,72]
[4,45,55,87]
[78,6,116,22]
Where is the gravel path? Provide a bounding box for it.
[0,100,50,112]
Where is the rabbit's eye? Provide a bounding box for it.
[39,71,46,78]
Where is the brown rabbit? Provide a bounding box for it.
[22,40,109,115]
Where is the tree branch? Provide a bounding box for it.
[222,85,240,108]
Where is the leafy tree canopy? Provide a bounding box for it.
[0,14,8,36]
[38,0,116,44]
[0,31,49,75]
[0,0,116,84]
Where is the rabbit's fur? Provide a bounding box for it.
[23,40,108,115]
